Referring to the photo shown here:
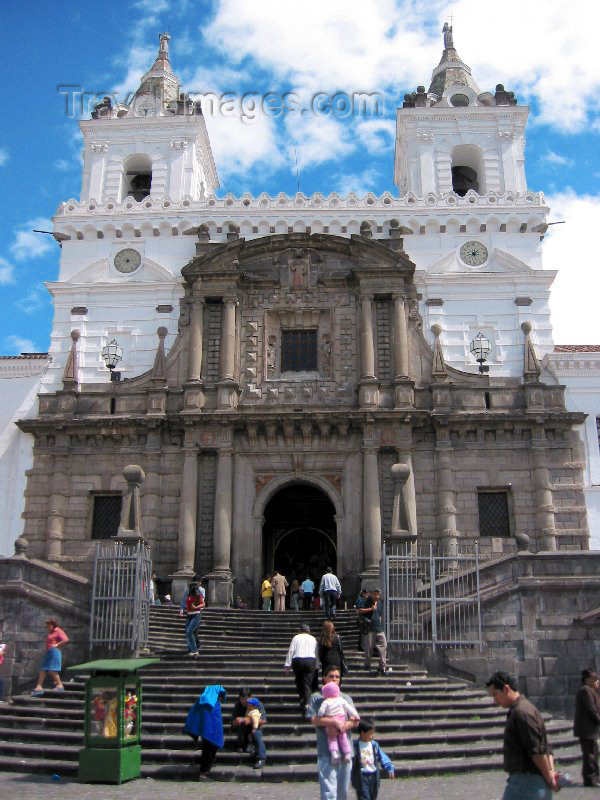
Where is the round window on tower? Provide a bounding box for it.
[450,93,470,107]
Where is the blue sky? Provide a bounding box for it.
[1,0,599,354]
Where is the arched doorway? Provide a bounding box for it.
[263,484,336,584]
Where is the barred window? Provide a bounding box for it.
[91,495,122,540]
[478,491,510,537]
[281,329,318,372]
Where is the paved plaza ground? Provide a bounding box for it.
[1,770,596,800]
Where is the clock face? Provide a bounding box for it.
[135,98,155,117]
[114,249,141,274]
[459,240,489,266]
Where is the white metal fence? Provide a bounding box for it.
[89,540,152,656]
[383,541,483,651]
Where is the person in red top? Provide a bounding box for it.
[179,582,205,656]
[31,619,69,696]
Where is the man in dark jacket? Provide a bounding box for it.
[574,668,600,786]
[486,670,557,798]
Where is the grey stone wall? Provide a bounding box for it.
[411,552,600,717]
[0,553,90,694]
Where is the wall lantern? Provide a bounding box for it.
[101,339,123,382]
[470,331,491,374]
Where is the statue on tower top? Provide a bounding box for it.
[442,22,454,49]
[158,32,170,58]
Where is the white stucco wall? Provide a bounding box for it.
[0,361,49,557]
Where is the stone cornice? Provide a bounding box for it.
[0,356,50,378]
[54,189,547,222]
[543,351,600,377]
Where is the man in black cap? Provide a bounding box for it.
[486,670,557,798]
[574,668,600,786]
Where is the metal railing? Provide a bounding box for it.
[89,540,152,656]
[383,541,482,651]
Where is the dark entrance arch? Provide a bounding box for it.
[263,484,336,584]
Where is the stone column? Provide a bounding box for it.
[359,293,379,408]
[532,427,556,551]
[187,298,204,382]
[177,447,198,571]
[206,447,235,607]
[362,447,382,571]
[220,297,237,381]
[141,437,161,545]
[217,296,239,409]
[45,455,69,563]
[213,448,233,573]
[183,297,206,412]
[392,294,409,379]
[360,294,376,379]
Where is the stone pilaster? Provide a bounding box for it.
[532,426,556,551]
[45,454,69,563]
[359,293,379,408]
[207,446,234,607]
[217,296,240,409]
[187,298,205,382]
[435,431,459,557]
[183,298,206,412]
[362,446,382,572]
[392,294,414,407]
[392,294,409,379]
[176,447,198,571]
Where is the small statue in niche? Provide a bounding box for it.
[289,249,310,289]
[320,334,332,375]
[267,334,277,376]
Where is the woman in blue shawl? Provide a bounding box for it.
[184,684,226,779]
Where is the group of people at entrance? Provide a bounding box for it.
[261,567,342,617]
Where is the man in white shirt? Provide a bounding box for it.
[319,567,342,620]
[284,623,318,711]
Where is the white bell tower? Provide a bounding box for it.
[394,22,528,197]
[392,24,553,378]
[79,32,218,206]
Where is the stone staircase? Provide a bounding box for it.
[0,607,579,780]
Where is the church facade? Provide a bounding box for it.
[17,28,589,604]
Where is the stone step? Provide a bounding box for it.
[0,734,579,767]
[0,605,580,782]
[0,720,574,751]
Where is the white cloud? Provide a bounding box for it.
[203,107,285,180]
[0,147,8,166]
[541,151,574,167]
[54,158,71,171]
[16,288,48,316]
[545,190,600,344]
[285,113,355,169]
[3,335,38,355]
[204,0,600,133]
[0,257,15,285]
[355,119,396,155]
[10,218,54,262]
[335,168,381,196]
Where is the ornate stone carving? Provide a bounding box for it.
[170,139,188,150]
[417,130,434,143]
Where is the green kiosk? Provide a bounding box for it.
[67,658,158,784]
